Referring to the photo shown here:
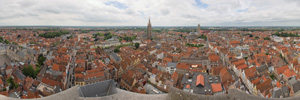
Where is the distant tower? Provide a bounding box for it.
[147,18,152,39]
[197,24,201,33]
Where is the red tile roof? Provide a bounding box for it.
[251,76,267,85]
[41,77,63,88]
[211,83,222,93]
[75,67,85,73]
[152,68,158,75]
[176,63,189,70]
[196,74,204,86]
[172,71,178,81]
[52,63,59,71]
[0,91,8,96]
[276,65,289,75]
[256,78,272,95]
[237,64,248,70]
[86,68,102,74]
[244,67,257,78]
[75,73,83,78]
[276,81,282,88]
[232,59,246,66]
[0,79,3,85]
[208,54,220,62]
[84,71,104,80]
[230,40,240,44]
[283,69,296,78]
[163,57,172,62]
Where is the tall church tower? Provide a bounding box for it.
[197,24,201,34]
[147,18,152,39]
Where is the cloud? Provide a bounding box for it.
[0,0,299,26]
[195,0,208,8]
[160,9,170,16]
[105,1,128,9]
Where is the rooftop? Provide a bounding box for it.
[2,84,300,100]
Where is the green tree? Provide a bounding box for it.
[114,48,120,53]
[264,37,270,40]
[265,53,269,55]
[7,77,18,90]
[4,39,10,44]
[198,34,207,40]
[273,32,299,37]
[104,33,114,40]
[12,42,18,45]
[22,65,39,78]
[135,43,140,49]
[39,31,69,38]
[37,54,46,67]
[186,43,204,47]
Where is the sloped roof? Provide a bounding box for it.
[176,63,189,70]
[256,78,272,93]
[208,54,220,62]
[78,80,117,97]
[211,83,222,93]
[14,69,25,81]
[84,71,104,80]
[196,74,204,86]
[232,59,245,66]
[276,65,289,75]
[283,69,296,78]
[244,67,257,78]
[110,52,121,62]
[41,77,63,88]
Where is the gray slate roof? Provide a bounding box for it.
[272,87,282,98]
[14,70,25,81]
[78,80,117,97]
[110,52,121,63]
[167,62,177,68]
[282,86,290,97]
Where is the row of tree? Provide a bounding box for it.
[119,35,137,41]
[273,32,299,37]
[264,37,270,40]
[113,43,140,53]
[39,31,69,38]
[186,43,204,47]
[198,34,207,40]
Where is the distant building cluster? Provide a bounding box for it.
[0,20,300,99]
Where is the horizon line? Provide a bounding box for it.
[1,25,300,28]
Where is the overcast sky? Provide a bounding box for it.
[0,0,300,26]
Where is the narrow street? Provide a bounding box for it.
[66,42,77,88]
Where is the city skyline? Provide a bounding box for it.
[1,0,300,26]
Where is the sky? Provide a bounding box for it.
[0,0,300,26]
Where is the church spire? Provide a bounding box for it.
[147,17,152,39]
[148,17,151,25]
